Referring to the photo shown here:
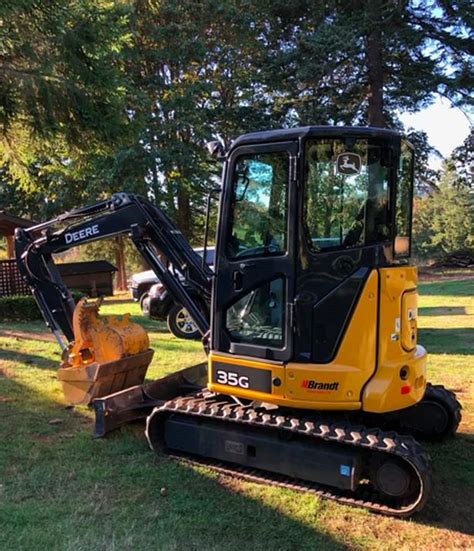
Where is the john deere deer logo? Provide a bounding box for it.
[336,152,361,175]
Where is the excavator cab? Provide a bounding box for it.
[209,127,425,415]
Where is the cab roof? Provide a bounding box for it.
[229,126,403,152]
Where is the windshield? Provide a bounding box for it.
[304,138,391,251]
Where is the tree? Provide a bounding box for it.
[258,0,473,127]
[122,0,280,241]
[450,130,473,189]
[2,0,472,258]
[413,158,474,260]
[406,130,441,194]
[0,1,145,285]
[0,0,132,183]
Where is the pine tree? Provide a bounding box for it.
[258,0,473,127]
[413,158,474,260]
[0,0,130,182]
[450,130,473,189]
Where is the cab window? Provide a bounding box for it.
[304,139,391,251]
[394,141,414,257]
[227,151,289,259]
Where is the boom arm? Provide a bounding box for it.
[15,193,213,348]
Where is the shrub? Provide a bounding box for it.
[0,295,42,321]
[0,292,84,322]
[413,176,473,262]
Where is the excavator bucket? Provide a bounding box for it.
[58,297,154,405]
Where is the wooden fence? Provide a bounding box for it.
[0,259,118,298]
[0,259,30,297]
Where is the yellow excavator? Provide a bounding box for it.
[16,126,461,517]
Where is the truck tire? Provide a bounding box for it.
[139,292,149,309]
[167,304,201,340]
[140,293,151,317]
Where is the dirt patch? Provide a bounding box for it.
[101,296,134,305]
[0,329,55,342]
[0,367,16,378]
[31,432,58,443]
[31,431,75,443]
[0,394,16,402]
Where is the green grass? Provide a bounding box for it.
[0,279,473,550]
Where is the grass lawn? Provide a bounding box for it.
[0,278,473,550]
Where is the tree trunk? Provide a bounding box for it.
[115,236,127,292]
[6,235,15,259]
[176,183,192,240]
[165,177,177,219]
[366,26,385,127]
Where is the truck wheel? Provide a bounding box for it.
[167,304,200,340]
[140,293,150,315]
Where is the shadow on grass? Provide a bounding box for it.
[0,348,58,371]
[0,320,49,334]
[146,339,203,354]
[419,278,474,297]
[1,356,473,544]
[418,327,474,355]
[134,318,171,333]
[0,376,349,550]
[0,328,55,343]
[1,314,171,336]
[419,306,468,316]
[417,433,474,536]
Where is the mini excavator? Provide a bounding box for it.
[16,126,461,517]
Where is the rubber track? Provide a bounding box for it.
[146,393,433,517]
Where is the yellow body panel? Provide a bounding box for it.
[209,352,361,410]
[209,266,427,415]
[401,290,418,351]
[362,267,427,413]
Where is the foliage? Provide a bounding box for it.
[0,0,130,179]
[121,0,282,239]
[0,291,83,321]
[0,0,472,254]
[0,237,7,259]
[413,162,474,260]
[406,130,441,194]
[259,1,473,127]
[0,294,42,320]
[450,129,473,189]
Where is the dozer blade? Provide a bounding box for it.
[93,362,207,437]
[58,349,154,405]
[59,297,154,405]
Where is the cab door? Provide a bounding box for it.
[212,141,297,362]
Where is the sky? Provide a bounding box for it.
[399,96,472,170]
